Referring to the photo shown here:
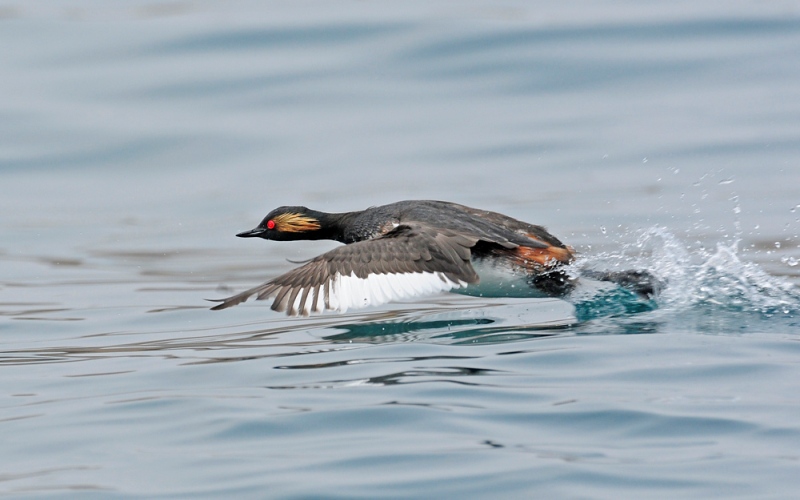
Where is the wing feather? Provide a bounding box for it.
[210,223,480,315]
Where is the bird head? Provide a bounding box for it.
[236,206,323,241]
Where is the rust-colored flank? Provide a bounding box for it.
[514,244,574,269]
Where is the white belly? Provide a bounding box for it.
[454,258,554,299]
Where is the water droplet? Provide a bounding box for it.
[642,157,648,163]
[733,206,741,214]
[782,256,798,267]
[600,226,607,235]
[718,178,735,185]
[775,241,781,248]
[791,204,800,213]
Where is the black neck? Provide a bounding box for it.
[309,210,359,243]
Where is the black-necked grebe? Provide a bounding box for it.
[211,200,655,315]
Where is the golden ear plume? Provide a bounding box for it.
[272,213,321,233]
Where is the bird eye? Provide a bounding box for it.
[267,220,276,230]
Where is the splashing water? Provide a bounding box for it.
[572,227,800,326]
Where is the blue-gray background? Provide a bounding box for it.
[2,1,799,497]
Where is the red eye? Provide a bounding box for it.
[266,220,276,230]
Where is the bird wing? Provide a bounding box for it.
[210,223,481,316]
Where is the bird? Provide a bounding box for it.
[210,200,584,316]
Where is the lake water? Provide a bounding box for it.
[2,1,800,497]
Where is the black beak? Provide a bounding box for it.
[236,227,266,238]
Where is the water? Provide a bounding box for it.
[2,1,800,497]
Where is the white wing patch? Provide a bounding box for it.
[279,271,468,316]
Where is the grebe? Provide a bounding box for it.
[211,200,654,315]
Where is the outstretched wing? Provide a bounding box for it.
[210,224,481,316]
